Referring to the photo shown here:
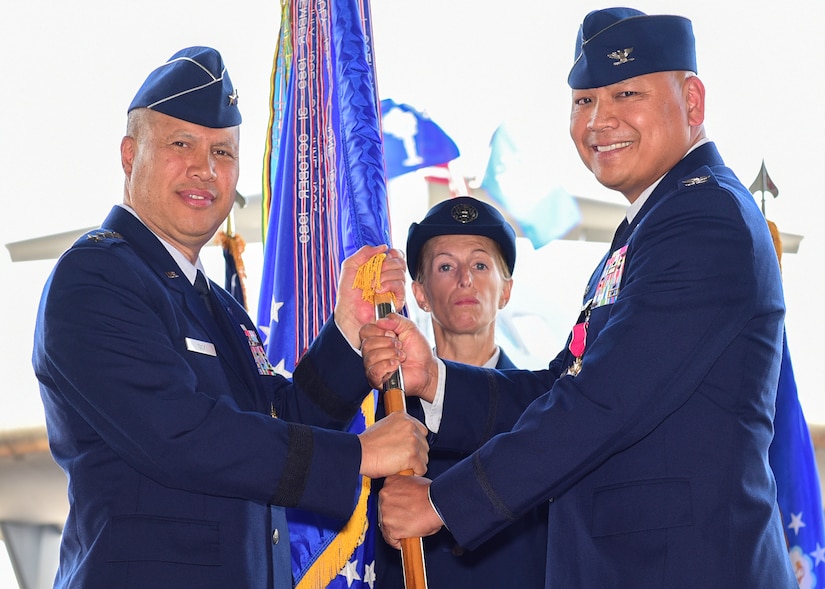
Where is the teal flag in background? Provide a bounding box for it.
[481,123,580,249]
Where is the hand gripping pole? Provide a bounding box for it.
[375,291,428,589]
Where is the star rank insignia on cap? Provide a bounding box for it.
[128,46,242,128]
[682,176,710,187]
[607,48,635,66]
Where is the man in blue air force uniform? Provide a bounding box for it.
[367,8,797,588]
[32,46,427,589]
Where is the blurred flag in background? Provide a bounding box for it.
[380,98,459,179]
[481,122,580,249]
[219,231,247,309]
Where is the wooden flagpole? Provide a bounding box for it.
[353,253,428,588]
[374,291,428,589]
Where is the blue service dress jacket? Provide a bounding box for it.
[425,143,797,588]
[376,349,548,588]
[33,205,371,589]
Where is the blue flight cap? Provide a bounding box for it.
[128,46,241,128]
[406,196,517,278]
[568,7,696,89]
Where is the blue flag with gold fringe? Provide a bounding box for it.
[256,0,390,586]
[769,331,825,587]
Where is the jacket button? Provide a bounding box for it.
[272,529,280,544]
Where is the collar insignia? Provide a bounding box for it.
[608,48,635,66]
[165,271,180,278]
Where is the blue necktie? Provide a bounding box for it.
[610,217,629,252]
[194,270,215,318]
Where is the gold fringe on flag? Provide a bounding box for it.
[295,394,376,589]
[261,0,293,242]
[294,253,395,587]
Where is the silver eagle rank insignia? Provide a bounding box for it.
[608,48,635,66]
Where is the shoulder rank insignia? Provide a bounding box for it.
[86,230,123,242]
[608,48,634,65]
[681,175,710,187]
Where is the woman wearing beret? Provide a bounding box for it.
[376,195,547,588]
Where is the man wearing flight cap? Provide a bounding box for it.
[32,46,428,588]
[367,8,797,587]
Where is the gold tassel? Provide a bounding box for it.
[352,252,395,307]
